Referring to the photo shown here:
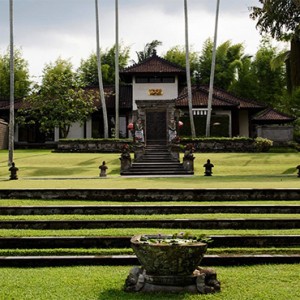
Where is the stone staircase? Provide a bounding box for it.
[121,144,193,176]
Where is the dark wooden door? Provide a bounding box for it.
[146,111,167,144]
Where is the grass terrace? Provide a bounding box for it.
[0,149,299,188]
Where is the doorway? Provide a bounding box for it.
[146,111,167,145]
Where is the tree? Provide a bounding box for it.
[229,37,286,106]
[164,45,199,78]
[135,40,162,63]
[252,38,286,106]
[17,58,95,138]
[199,39,245,90]
[0,48,31,101]
[250,0,300,90]
[78,44,130,86]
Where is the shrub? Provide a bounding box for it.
[253,137,273,152]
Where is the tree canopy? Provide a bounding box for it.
[250,0,300,90]
[0,48,31,100]
[18,58,95,138]
[78,44,130,87]
[135,40,162,63]
[199,39,245,90]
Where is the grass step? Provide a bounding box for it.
[1,218,299,229]
[0,235,299,249]
[0,205,299,215]
[0,254,299,267]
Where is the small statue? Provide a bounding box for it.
[99,161,108,177]
[203,159,214,176]
[168,118,177,142]
[9,162,19,180]
[134,119,144,143]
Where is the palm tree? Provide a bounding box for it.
[135,40,162,63]
[8,0,14,165]
[184,0,196,138]
[115,0,119,138]
[206,0,220,137]
[95,0,108,138]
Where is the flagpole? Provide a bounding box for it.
[8,0,14,165]
[206,0,220,137]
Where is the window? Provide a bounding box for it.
[135,76,175,84]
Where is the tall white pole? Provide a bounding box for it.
[115,0,120,139]
[95,0,108,138]
[206,0,220,137]
[184,0,196,138]
[8,0,14,165]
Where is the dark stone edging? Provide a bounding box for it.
[0,188,300,201]
[0,255,299,267]
[0,235,299,249]
[1,219,299,229]
[0,205,299,215]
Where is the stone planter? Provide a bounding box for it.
[131,234,207,276]
[125,234,220,294]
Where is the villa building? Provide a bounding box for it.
[0,52,295,147]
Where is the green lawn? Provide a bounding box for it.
[0,149,299,188]
[0,265,299,300]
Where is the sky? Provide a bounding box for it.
[0,0,287,82]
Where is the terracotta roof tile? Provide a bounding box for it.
[86,85,132,109]
[200,86,266,109]
[122,54,185,74]
[176,86,238,108]
[252,108,295,122]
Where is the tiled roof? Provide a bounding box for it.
[0,100,23,110]
[122,53,186,74]
[200,86,266,109]
[252,108,295,122]
[85,85,132,109]
[176,86,238,108]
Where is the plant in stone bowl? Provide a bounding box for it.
[130,233,211,276]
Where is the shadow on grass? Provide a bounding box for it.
[98,289,187,300]
[282,167,297,175]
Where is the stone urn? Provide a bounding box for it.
[131,234,207,276]
[125,234,220,293]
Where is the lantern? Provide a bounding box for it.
[178,121,183,128]
[127,123,134,130]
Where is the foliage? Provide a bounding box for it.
[253,137,273,152]
[17,58,95,138]
[250,0,300,90]
[78,44,130,86]
[250,0,300,41]
[0,48,31,100]
[164,45,199,77]
[135,40,162,63]
[251,38,286,105]
[199,39,245,90]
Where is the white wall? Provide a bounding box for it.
[132,76,178,110]
[66,122,85,139]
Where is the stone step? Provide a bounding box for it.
[0,218,299,229]
[0,189,299,201]
[0,205,299,215]
[0,235,298,249]
[0,254,299,267]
